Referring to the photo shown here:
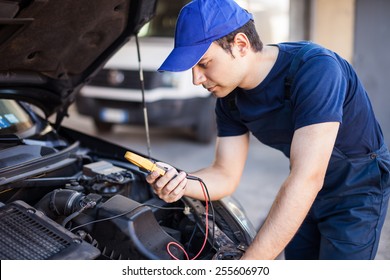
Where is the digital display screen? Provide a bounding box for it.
[0,116,11,129]
[4,114,20,124]
[0,100,34,134]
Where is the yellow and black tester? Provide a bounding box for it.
[124,151,167,176]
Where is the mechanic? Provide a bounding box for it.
[146,0,390,260]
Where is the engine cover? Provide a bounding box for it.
[91,195,185,260]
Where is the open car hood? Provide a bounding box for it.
[0,0,157,118]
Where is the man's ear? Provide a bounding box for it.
[233,33,250,55]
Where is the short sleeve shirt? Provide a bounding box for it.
[216,42,383,156]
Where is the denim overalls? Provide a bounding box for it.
[241,93,390,259]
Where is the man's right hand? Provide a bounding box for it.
[145,163,188,203]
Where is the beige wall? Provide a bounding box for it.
[238,0,290,44]
[310,0,355,62]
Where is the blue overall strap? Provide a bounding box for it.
[284,42,320,99]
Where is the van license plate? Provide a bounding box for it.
[100,108,128,123]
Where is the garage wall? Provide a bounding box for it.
[354,0,390,146]
[289,0,355,62]
[310,0,355,62]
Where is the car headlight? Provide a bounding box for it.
[160,71,180,88]
[107,69,125,86]
[220,196,257,240]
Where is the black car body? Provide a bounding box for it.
[0,0,255,260]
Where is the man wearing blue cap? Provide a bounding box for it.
[146,0,390,259]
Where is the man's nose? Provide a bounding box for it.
[192,67,206,86]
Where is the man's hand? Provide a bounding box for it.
[146,162,188,203]
[146,133,250,203]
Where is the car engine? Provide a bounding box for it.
[0,126,252,260]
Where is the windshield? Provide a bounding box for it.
[139,0,190,37]
[0,100,34,135]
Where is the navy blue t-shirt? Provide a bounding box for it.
[216,42,384,157]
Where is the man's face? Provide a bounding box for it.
[191,42,246,98]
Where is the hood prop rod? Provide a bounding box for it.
[135,33,152,158]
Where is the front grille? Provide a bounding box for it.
[88,69,167,90]
[0,201,100,260]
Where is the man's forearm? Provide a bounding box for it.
[184,166,239,201]
[241,176,321,259]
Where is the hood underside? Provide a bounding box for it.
[0,0,157,117]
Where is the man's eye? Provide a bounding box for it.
[199,62,209,68]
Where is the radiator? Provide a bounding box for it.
[0,200,100,260]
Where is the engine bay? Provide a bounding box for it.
[0,126,252,260]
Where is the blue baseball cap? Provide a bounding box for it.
[158,0,253,72]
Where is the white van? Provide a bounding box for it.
[75,0,215,143]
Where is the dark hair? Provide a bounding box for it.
[215,20,263,57]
